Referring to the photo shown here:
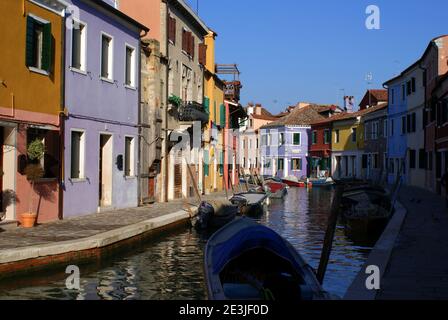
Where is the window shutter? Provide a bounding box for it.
[191,35,195,58]
[204,150,209,177]
[41,23,52,72]
[220,104,226,127]
[25,16,35,67]
[199,43,207,65]
[204,97,210,113]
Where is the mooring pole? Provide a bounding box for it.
[317,185,344,284]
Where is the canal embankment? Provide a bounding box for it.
[0,192,226,281]
[345,185,448,300]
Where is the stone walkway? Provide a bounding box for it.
[376,185,448,300]
[0,192,226,250]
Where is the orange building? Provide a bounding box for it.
[0,0,66,224]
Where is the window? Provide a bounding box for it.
[324,129,330,144]
[204,150,209,177]
[409,150,416,169]
[412,113,416,132]
[407,114,411,133]
[277,158,284,171]
[373,154,379,169]
[168,15,176,44]
[291,158,302,171]
[279,133,285,146]
[372,121,379,140]
[261,135,267,146]
[391,119,394,136]
[383,120,388,138]
[182,29,194,57]
[312,131,317,145]
[26,129,59,179]
[351,128,357,143]
[411,77,416,93]
[293,133,301,145]
[71,20,86,71]
[401,116,406,134]
[124,137,135,177]
[362,154,368,169]
[419,149,426,170]
[125,45,135,87]
[406,81,411,96]
[70,131,85,179]
[26,15,52,73]
[101,33,113,80]
[335,129,340,143]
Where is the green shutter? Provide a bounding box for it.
[219,151,224,175]
[204,150,209,177]
[220,104,226,127]
[41,22,52,72]
[204,97,210,114]
[25,16,35,67]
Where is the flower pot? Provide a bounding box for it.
[20,212,37,228]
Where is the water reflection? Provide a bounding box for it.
[0,188,371,300]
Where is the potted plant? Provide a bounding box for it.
[21,138,45,228]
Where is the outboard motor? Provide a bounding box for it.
[195,202,215,230]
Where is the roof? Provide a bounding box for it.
[252,113,279,121]
[311,103,388,126]
[88,0,149,32]
[169,0,210,36]
[260,104,328,129]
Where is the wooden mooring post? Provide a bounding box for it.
[316,185,344,284]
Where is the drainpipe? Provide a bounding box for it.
[163,0,170,202]
[59,10,66,220]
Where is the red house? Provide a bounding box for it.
[309,106,343,178]
[433,73,448,196]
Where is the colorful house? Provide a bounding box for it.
[0,0,67,224]
[260,104,329,179]
[203,30,225,195]
[309,105,341,178]
[63,0,148,217]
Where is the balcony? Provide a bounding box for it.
[178,101,209,124]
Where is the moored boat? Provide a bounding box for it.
[229,192,269,217]
[263,177,288,199]
[282,176,306,188]
[308,177,335,187]
[204,218,330,300]
[194,201,238,231]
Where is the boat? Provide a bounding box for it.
[263,177,288,199]
[204,218,330,300]
[308,177,335,187]
[229,192,269,217]
[282,176,306,188]
[194,200,238,231]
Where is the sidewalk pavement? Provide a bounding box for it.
[0,192,226,251]
[376,185,448,300]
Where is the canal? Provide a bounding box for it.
[0,188,373,300]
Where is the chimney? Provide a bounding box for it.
[255,103,262,115]
[344,96,355,113]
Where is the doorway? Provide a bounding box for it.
[99,134,113,208]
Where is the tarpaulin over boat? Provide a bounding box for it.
[211,222,302,274]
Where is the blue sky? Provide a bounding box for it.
[185,0,448,113]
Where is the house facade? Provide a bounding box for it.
[260,104,327,179]
[63,0,148,217]
[0,0,66,223]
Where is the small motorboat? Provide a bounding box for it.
[194,201,238,231]
[308,177,335,187]
[230,192,269,217]
[204,218,330,300]
[282,176,306,188]
[263,177,288,199]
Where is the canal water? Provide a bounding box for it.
[0,188,373,300]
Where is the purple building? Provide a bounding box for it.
[260,104,331,179]
[63,0,148,217]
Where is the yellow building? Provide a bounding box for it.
[203,31,226,194]
[0,0,65,223]
[331,113,365,179]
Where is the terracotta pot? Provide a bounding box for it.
[20,212,37,228]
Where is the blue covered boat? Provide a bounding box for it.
[204,218,330,300]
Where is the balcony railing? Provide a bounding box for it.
[178,101,209,124]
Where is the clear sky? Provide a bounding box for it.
[185,0,448,114]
